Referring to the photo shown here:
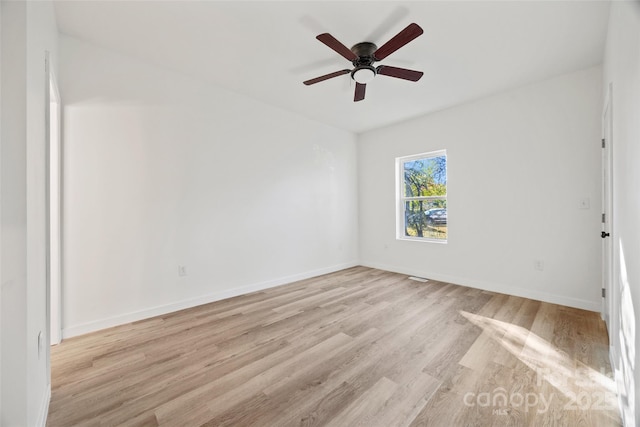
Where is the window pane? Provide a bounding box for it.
[404,199,447,240]
[397,150,447,243]
[403,156,447,198]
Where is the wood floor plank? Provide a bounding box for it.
[48,267,621,427]
[325,376,398,427]
[370,372,441,427]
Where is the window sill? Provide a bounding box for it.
[397,236,447,244]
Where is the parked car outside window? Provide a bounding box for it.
[425,208,447,226]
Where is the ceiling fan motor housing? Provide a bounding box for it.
[350,42,378,65]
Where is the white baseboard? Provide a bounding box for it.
[360,261,601,312]
[62,261,359,338]
[36,385,51,427]
[62,260,601,338]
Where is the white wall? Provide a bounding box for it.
[358,66,602,311]
[60,36,359,337]
[603,2,640,425]
[0,2,4,420]
[0,1,58,426]
[1,6,27,423]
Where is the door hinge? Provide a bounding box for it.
[602,288,606,298]
[602,213,606,223]
[602,138,606,148]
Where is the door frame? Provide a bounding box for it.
[45,51,62,348]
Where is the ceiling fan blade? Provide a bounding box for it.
[303,69,351,86]
[316,33,358,61]
[373,23,423,61]
[377,65,424,82]
[354,83,366,102]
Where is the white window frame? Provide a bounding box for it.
[396,149,447,243]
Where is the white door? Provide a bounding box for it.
[601,84,614,343]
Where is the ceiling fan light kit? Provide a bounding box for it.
[303,23,425,102]
[352,66,376,84]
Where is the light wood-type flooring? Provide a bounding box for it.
[48,267,621,426]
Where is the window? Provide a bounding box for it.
[396,150,447,242]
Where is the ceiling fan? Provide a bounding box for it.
[303,23,424,102]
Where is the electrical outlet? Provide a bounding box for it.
[178,265,187,277]
[534,260,544,271]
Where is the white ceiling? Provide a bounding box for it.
[54,1,610,134]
